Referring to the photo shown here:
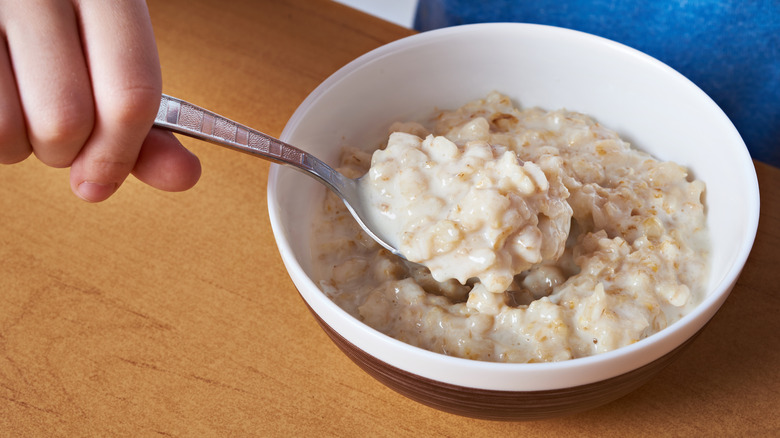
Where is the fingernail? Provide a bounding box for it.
[77,181,118,202]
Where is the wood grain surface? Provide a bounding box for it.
[1,0,777,435]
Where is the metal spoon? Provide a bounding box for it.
[154,94,402,257]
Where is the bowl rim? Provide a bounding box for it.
[267,22,760,391]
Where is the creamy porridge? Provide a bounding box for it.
[312,92,709,363]
[358,132,573,294]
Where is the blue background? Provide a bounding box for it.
[415,0,779,167]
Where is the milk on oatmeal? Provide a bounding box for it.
[312,92,709,363]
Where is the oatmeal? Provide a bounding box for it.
[313,92,709,363]
[358,132,573,293]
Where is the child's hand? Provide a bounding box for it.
[0,0,201,201]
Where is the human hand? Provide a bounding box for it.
[0,0,201,202]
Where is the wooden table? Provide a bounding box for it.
[2,0,778,435]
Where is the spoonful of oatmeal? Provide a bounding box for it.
[155,95,571,293]
[356,128,572,293]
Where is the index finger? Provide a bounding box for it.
[68,0,162,201]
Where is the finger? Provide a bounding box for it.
[69,0,162,202]
[0,35,30,164]
[131,129,201,192]
[0,0,94,167]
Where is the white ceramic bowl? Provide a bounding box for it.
[267,23,759,420]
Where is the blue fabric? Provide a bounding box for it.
[415,0,780,167]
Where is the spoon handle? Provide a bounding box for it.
[154,94,347,192]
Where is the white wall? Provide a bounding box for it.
[333,0,419,28]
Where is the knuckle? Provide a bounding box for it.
[77,161,132,190]
[28,98,95,167]
[105,83,161,127]
[33,112,91,145]
[85,153,137,182]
